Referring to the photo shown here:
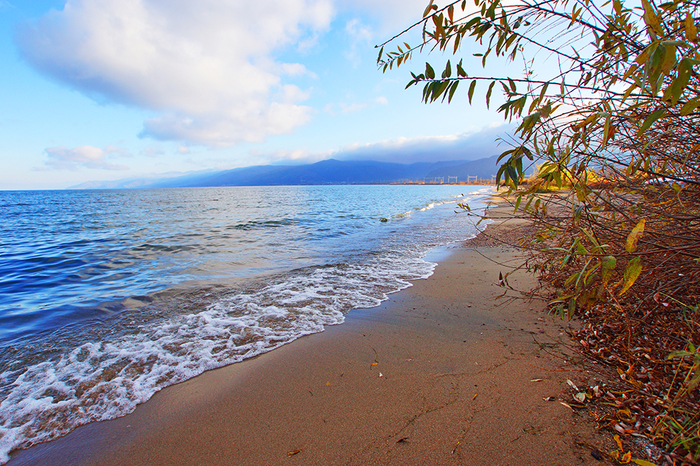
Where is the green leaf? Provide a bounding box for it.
[637,109,665,136]
[663,57,691,104]
[442,60,452,78]
[680,97,700,116]
[668,350,694,359]
[601,255,617,287]
[425,62,435,80]
[631,458,660,466]
[620,257,642,295]
[457,60,467,77]
[486,81,495,109]
[448,81,459,103]
[468,80,477,104]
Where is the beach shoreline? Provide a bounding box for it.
[8,202,613,465]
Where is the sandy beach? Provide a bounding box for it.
[8,203,613,465]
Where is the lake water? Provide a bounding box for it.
[0,185,491,462]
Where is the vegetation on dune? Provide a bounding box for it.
[379,0,699,462]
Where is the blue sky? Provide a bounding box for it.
[0,0,509,190]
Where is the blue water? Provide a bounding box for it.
[0,185,491,462]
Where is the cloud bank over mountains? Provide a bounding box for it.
[41,145,130,171]
[334,125,510,164]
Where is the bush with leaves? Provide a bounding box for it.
[379,0,700,461]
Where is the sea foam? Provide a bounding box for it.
[0,186,492,463]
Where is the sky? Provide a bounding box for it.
[0,0,511,190]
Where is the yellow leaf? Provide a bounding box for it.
[625,219,646,253]
[620,257,642,296]
[660,44,677,73]
[423,0,436,18]
[622,451,632,463]
[641,0,662,36]
[370,362,378,367]
[632,458,659,466]
[326,382,331,386]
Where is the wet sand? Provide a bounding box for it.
[9,203,611,465]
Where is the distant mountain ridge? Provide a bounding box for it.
[147,156,499,188]
[71,156,499,189]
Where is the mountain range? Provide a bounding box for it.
[72,156,500,189]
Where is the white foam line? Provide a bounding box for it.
[0,253,436,464]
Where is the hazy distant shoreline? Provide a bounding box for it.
[70,157,501,190]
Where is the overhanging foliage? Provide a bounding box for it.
[379,0,700,461]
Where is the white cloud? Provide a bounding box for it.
[340,0,434,33]
[280,63,317,79]
[177,146,190,154]
[248,147,331,165]
[17,0,333,147]
[346,18,373,43]
[141,145,164,158]
[333,124,513,163]
[253,125,513,166]
[42,145,130,170]
[340,102,367,114]
[344,18,373,67]
[337,95,388,114]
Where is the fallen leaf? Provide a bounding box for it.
[621,451,632,463]
[631,459,659,466]
[566,379,579,391]
[614,434,624,451]
[379,372,383,377]
[288,449,302,456]
[396,437,409,443]
[472,393,478,400]
[370,362,378,367]
[530,378,543,382]
[560,401,573,410]
[326,382,331,386]
[574,392,586,402]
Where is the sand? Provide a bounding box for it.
[9,203,613,465]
